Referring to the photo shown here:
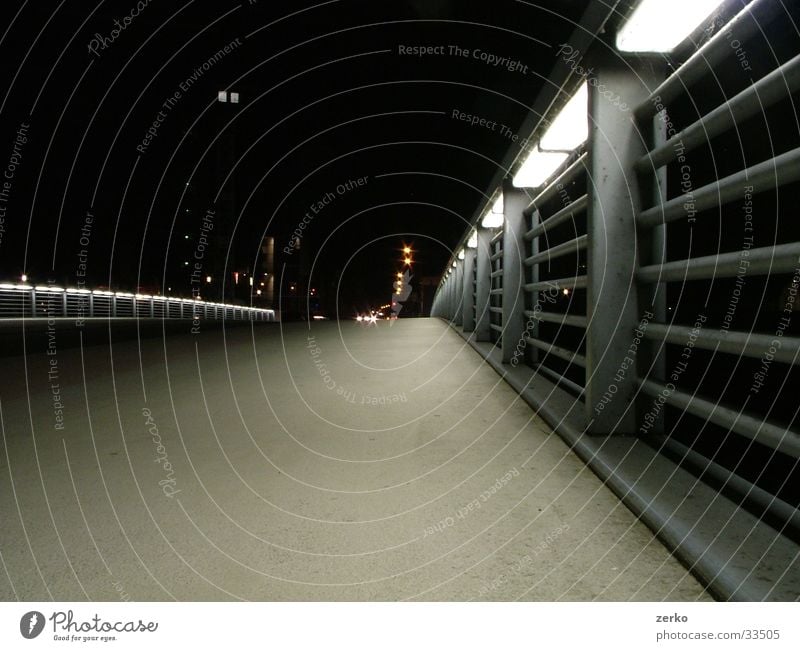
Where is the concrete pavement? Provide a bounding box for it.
[0,318,709,600]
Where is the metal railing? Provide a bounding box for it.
[431,0,800,589]
[0,283,276,322]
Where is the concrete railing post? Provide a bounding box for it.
[501,182,527,364]
[474,227,492,342]
[453,260,464,326]
[585,56,661,434]
[461,248,476,332]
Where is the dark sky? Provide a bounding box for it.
[0,0,593,310]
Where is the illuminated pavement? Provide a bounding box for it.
[0,318,709,600]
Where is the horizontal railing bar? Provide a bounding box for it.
[638,147,800,228]
[531,362,585,397]
[523,153,589,217]
[489,306,502,314]
[635,0,783,120]
[655,434,800,539]
[644,322,800,365]
[525,194,588,241]
[489,323,503,333]
[524,336,586,367]
[523,310,588,329]
[490,269,503,279]
[489,289,503,296]
[525,275,587,292]
[490,229,504,245]
[524,234,587,267]
[490,250,503,262]
[637,52,800,172]
[638,242,800,283]
[639,378,800,458]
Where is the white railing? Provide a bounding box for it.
[0,283,276,322]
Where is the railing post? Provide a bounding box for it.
[501,181,526,364]
[452,260,463,327]
[474,227,492,341]
[585,56,661,434]
[461,248,476,332]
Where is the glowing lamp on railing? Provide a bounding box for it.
[513,82,588,188]
[617,0,725,52]
[539,83,588,152]
[513,150,569,189]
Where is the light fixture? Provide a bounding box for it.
[467,230,478,248]
[403,246,411,254]
[20,274,27,282]
[481,211,503,228]
[539,82,588,151]
[230,92,239,104]
[617,0,724,52]
[458,249,465,260]
[491,195,503,214]
[205,276,212,283]
[513,150,568,188]
[218,91,227,102]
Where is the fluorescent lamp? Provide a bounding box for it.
[539,82,588,151]
[217,91,227,102]
[512,150,568,188]
[617,0,724,52]
[491,194,503,214]
[481,211,503,228]
[467,230,478,248]
[458,249,465,260]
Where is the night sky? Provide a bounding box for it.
[0,0,591,314]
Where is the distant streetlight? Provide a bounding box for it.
[206,276,212,283]
[20,274,27,282]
